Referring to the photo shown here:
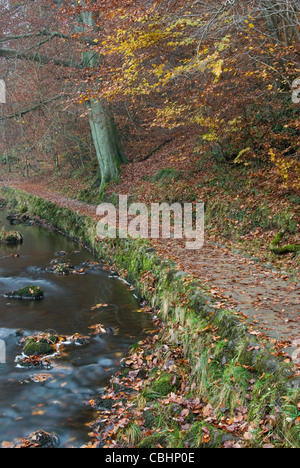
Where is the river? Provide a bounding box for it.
[0,210,153,447]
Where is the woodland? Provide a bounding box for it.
[0,0,299,450]
[0,0,299,253]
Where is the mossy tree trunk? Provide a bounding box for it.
[87,99,127,186]
[80,10,127,188]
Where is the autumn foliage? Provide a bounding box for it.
[77,0,300,188]
[0,0,298,189]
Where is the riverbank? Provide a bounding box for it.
[1,185,299,448]
[0,204,155,447]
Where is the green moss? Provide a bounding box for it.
[18,204,28,214]
[150,373,178,397]
[252,348,293,376]
[48,335,60,344]
[213,309,246,342]
[269,225,300,255]
[54,263,71,275]
[5,285,44,300]
[143,410,156,429]
[23,339,55,356]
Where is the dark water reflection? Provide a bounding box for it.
[0,211,153,447]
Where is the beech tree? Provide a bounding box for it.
[78,5,127,185]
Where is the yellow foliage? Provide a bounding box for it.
[269,149,300,189]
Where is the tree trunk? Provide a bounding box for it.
[80,9,127,188]
[88,99,127,185]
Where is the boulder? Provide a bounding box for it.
[12,430,58,448]
[0,229,23,244]
[23,338,55,357]
[5,285,44,301]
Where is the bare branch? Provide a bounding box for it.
[0,95,66,121]
[0,47,83,68]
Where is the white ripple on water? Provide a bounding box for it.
[0,276,64,294]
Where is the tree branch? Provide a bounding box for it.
[0,29,98,46]
[0,94,65,121]
[0,33,36,43]
[0,47,83,68]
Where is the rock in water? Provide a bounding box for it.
[23,338,55,357]
[54,251,67,257]
[0,229,23,244]
[12,430,58,448]
[4,285,44,301]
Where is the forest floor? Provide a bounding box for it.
[0,134,299,358]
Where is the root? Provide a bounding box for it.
[269,224,300,255]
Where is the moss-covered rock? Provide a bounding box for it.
[143,409,157,429]
[23,339,55,356]
[0,229,23,244]
[150,373,178,397]
[94,397,115,412]
[45,259,85,276]
[53,263,72,275]
[5,285,44,301]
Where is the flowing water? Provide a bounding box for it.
[0,211,153,447]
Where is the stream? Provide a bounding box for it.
[0,210,153,448]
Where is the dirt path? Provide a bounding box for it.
[2,180,299,360]
[153,238,299,344]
